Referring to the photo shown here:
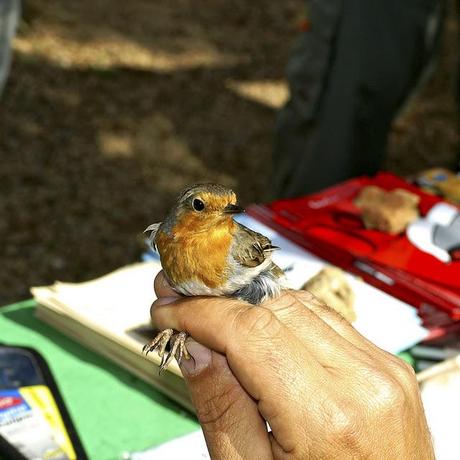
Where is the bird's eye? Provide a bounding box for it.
[192,198,205,212]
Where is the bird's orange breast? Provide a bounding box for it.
[156,215,235,289]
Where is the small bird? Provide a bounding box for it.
[143,183,284,370]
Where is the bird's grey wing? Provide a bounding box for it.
[233,222,279,268]
[231,222,284,304]
[144,222,161,251]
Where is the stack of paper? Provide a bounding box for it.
[31,261,193,412]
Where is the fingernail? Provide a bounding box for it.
[153,296,178,307]
[180,340,212,376]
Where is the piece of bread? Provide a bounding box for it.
[354,186,420,234]
[301,266,356,322]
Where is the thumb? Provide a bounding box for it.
[180,339,272,459]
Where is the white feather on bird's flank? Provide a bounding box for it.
[232,267,284,304]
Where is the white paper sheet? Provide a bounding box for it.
[125,430,209,460]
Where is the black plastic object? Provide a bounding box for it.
[0,344,88,460]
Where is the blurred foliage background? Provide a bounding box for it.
[0,0,458,304]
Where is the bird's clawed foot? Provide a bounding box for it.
[143,329,190,372]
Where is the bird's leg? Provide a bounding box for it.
[159,332,191,372]
[143,330,190,372]
[143,328,174,358]
[169,331,190,366]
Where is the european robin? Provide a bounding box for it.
[143,183,285,370]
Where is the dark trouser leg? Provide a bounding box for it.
[273,0,443,198]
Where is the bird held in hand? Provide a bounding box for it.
[143,183,285,370]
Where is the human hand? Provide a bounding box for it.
[151,271,434,459]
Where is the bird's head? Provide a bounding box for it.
[168,183,244,234]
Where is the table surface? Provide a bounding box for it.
[0,300,199,460]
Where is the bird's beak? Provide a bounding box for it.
[223,203,245,214]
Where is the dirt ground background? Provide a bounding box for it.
[1,0,459,305]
